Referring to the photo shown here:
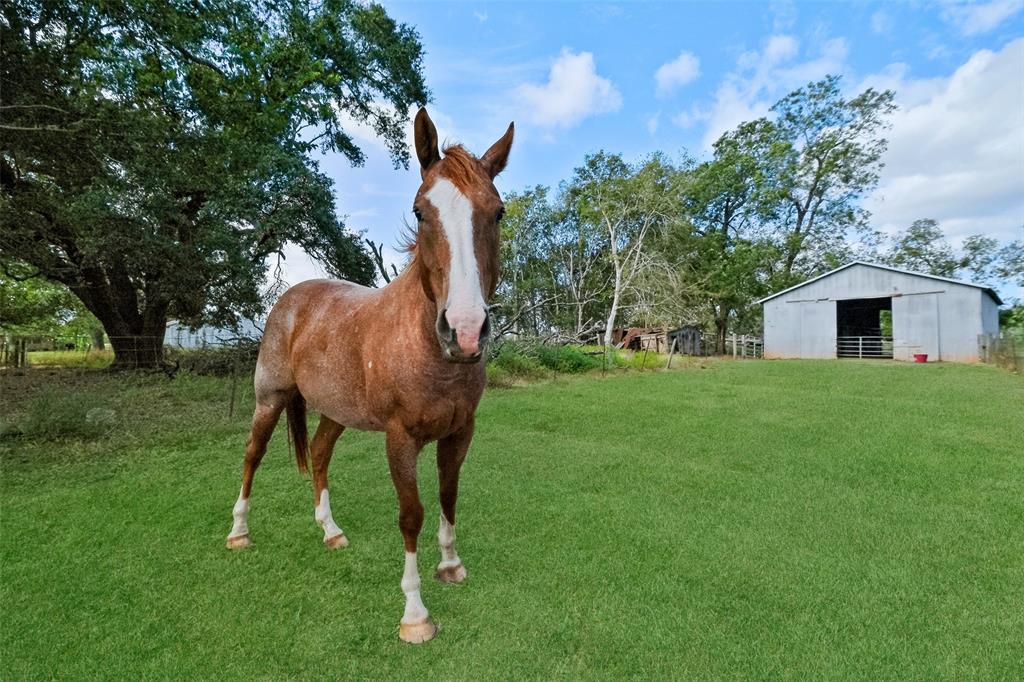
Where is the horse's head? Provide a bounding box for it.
[411,108,514,364]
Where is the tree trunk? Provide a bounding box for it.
[109,331,165,369]
[72,280,168,369]
[603,269,623,348]
[715,317,728,355]
[91,327,105,350]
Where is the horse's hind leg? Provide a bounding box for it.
[311,415,347,548]
[226,396,287,549]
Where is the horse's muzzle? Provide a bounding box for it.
[436,307,490,363]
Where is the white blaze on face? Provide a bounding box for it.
[425,177,486,355]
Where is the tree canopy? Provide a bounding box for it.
[1,0,427,366]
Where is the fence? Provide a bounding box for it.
[836,336,894,359]
[662,332,763,359]
[979,333,1021,373]
[1,332,256,370]
[728,334,763,359]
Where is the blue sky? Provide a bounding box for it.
[281,0,1024,301]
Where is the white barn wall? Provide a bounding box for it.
[982,296,1000,336]
[761,263,999,362]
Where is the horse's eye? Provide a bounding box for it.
[496,207,505,222]
[413,207,423,221]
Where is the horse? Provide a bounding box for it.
[225,108,513,644]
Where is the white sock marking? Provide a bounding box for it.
[425,178,486,349]
[437,514,461,569]
[228,488,249,539]
[401,551,429,624]
[314,489,344,540]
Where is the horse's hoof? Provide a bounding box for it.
[399,618,438,644]
[324,533,348,549]
[436,562,467,584]
[225,534,251,550]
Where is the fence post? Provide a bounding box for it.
[731,333,737,358]
[858,336,863,359]
[665,336,678,369]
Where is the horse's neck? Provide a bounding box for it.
[384,262,437,342]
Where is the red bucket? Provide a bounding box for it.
[913,353,928,363]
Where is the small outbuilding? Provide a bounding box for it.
[758,262,1001,362]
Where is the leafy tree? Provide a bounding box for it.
[0,269,103,343]
[1,0,426,367]
[494,187,557,336]
[885,219,961,277]
[995,240,1023,288]
[567,152,677,347]
[885,219,1009,284]
[754,76,896,284]
[678,127,773,351]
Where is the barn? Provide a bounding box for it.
[758,262,1001,362]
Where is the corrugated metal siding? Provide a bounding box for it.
[762,263,996,362]
[982,296,1000,336]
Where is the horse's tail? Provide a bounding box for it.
[286,391,310,476]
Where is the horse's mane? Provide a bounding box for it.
[438,144,484,192]
[398,144,484,254]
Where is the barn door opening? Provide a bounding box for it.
[836,297,893,358]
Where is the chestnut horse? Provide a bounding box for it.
[225,108,513,644]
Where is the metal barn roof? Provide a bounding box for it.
[756,261,1003,306]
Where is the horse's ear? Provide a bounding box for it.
[481,122,514,179]
[414,107,440,178]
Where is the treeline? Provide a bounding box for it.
[490,77,1022,351]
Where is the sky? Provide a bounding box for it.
[279,0,1024,302]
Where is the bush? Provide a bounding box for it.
[9,388,116,440]
[621,349,669,370]
[487,339,604,386]
[165,340,260,377]
[534,344,602,373]
[485,364,513,388]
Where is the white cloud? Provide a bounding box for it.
[770,0,797,32]
[671,106,706,129]
[863,39,1024,247]
[941,0,1024,36]
[685,34,849,149]
[655,51,701,97]
[514,48,622,130]
[871,10,893,35]
[645,112,660,135]
[473,10,488,23]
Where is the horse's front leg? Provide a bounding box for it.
[386,427,436,644]
[436,419,473,583]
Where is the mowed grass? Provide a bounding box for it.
[1,361,1022,680]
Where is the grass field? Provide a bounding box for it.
[2,361,1022,679]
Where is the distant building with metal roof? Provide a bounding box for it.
[757,262,1001,362]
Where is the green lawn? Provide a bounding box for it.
[2,361,1022,680]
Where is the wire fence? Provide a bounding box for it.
[979,333,1021,373]
[0,332,259,370]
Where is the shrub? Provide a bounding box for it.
[622,349,668,370]
[534,344,602,373]
[12,388,115,440]
[165,340,260,377]
[485,364,513,388]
